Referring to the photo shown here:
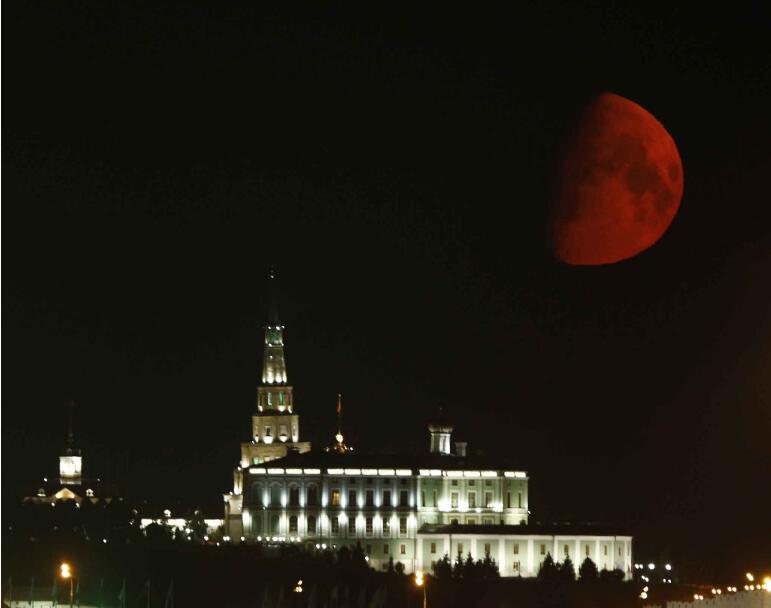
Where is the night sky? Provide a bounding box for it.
[4,3,770,579]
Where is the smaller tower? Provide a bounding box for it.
[326,394,353,453]
[428,408,453,455]
[59,401,82,485]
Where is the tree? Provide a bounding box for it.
[579,557,599,582]
[558,556,576,582]
[537,552,559,581]
[432,554,452,580]
[187,509,207,543]
[479,554,500,580]
[599,567,625,583]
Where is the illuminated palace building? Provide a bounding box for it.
[224,278,632,578]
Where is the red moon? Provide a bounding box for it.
[548,92,683,265]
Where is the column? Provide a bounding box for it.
[498,537,506,575]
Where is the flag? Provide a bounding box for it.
[164,580,174,608]
[117,579,126,608]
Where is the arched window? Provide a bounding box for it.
[270,484,282,506]
[250,482,263,503]
[306,485,318,506]
[289,515,298,533]
[307,515,317,535]
[271,514,280,534]
[289,485,300,506]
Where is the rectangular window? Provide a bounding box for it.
[399,490,408,507]
[383,519,391,536]
[518,492,522,508]
[399,517,407,535]
[513,561,520,572]
[604,546,608,556]
[279,423,287,437]
[278,392,285,405]
[564,545,569,556]
[467,518,476,525]
[348,518,356,534]
[265,425,272,437]
[431,542,437,554]
[483,517,494,525]
[383,490,391,507]
[289,487,300,506]
[513,544,520,555]
[366,490,374,507]
[400,478,408,485]
[540,544,546,556]
[432,490,437,507]
[421,491,426,507]
[484,492,493,508]
[331,517,340,535]
[253,457,260,465]
[484,543,491,556]
[289,516,298,533]
[400,544,406,555]
[365,517,373,535]
[349,490,357,507]
[457,543,463,556]
[383,478,391,485]
[468,480,475,486]
[384,544,389,555]
[307,516,317,534]
[468,492,476,508]
[485,479,492,486]
[451,492,459,508]
[506,492,511,508]
[331,490,341,507]
[618,546,622,556]
[585,545,590,557]
[451,480,458,486]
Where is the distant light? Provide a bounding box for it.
[643,586,648,592]
[639,592,647,599]
[762,577,771,592]
[747,573,755,582]
[204,535,209,541]
[664,564,671,571]
[240,536,245,542]
[103,538,107,544]
[648,563,655,570]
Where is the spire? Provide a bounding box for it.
[262,268,287,384]
[267,265,280,326]
[65,400,76,455]
[336,393,343,440]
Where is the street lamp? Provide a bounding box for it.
[414,571,427,608]
[59,562,74,608]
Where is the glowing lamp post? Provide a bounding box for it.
[414,571,427,608]
[59,562,74,608]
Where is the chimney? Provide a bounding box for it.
[455,441,467,457]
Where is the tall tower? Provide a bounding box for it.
[59,401,83,485]
[240,270,311,464]
[225,270,312,537]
